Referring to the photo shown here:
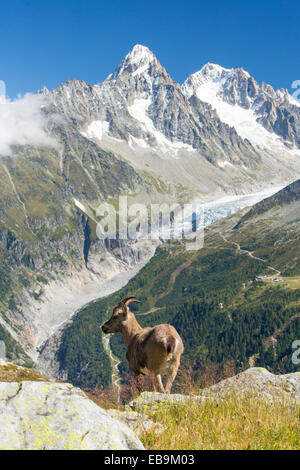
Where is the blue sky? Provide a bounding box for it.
[1,0,299,98]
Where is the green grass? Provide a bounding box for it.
[140,393,300,450]
[283,276,300,290]
[0,363,49,383]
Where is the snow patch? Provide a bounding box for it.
[132,63,151,77]
[218,160,234,168]
[73,198,87,214]
[81,120,110,141]
[128,98,196,158]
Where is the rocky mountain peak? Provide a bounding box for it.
[182,59,300,149]
[191,63,250,84]
[277,88,300,108]
[126,44,156,64]
[200,62,232,81]
[107,44,168,82]
[181,63,228,96]
[181,63,253,101]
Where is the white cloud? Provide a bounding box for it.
[0,93,59,156]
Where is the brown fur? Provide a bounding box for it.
[102,297,184,393]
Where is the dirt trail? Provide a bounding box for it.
[157,251,199,301]
[136,307,163,316]
[219,232,281,276]
[265,313,300,346]
[135,252,198,315]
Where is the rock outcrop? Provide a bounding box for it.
[129,368,300,411]
[204,367,299,403]
[106,409,164,437]
[0,379,144,450]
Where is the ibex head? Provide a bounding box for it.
[101,296,141,334]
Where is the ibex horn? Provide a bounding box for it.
[119,296,141,308]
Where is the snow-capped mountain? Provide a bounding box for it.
[47,44,259,168]
[182,62,300,152]
[43,45,300,202]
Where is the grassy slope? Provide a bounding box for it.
[140,393,300,450]
[0,362,49,383]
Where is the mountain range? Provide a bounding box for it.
[44,44,300,198]
[0,44,300,377]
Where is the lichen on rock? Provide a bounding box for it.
[0,379,144,450]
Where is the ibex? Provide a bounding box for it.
[102,296,184,393]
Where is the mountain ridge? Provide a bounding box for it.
[235,178,300,228]
[182,60,300,149]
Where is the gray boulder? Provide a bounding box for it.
[130,368,300,411]
[204,367,300,403]
[0,381,144,450]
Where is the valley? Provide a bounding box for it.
[36,185,284,379]
[47,181,300,390]
[0,44,299,388]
